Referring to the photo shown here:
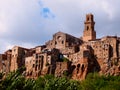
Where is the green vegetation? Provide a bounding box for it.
[63,70,69,77]
[63,57,69,62]
[0,68,120,90]
[45,62,50,66]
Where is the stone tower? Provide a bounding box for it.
[83,14,96,41]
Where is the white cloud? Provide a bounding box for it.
[0,39,36,53]
[100,0,115,20]
[0,0,120,53]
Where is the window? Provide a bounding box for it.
[55,41,57,45]
[81,64,84,71]
[77,64,80,74]
[62,41,64,44]
[87,17,89,21]
[86,26,89,30]
[23,51,25,55]
[38,64,40,69]
[57,36,62,40]
[36,54,38,59]
[35,65,37,71]
[39,60,40,63]
[33,64,35,68]
[36,60,38,64]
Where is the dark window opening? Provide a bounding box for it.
[36,60,38,64]
[118,66,120,70]
[36,54,38,59]
[33,64,35,68]
[55,41,57,45]
[38,64,40,69]
[75,46,80,52]
[81,64,84,72]
[77,64,80,74]
[62,41,64,44]
[87,17,89,21]
[35,65,37,71]
[87,26,89,30]
[69,43,71,46]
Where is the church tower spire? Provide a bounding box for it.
[83,14,96,41]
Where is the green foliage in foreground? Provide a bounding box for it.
[0,68,120,90]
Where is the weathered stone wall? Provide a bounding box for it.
[0,52,11,75]
[86,40,110,59]
[10,46,29,72]
[35,45,46,54]
[46,32,82,51]
[25,48,60,78]
[101,36,117,58]
[55,62,70,77]
[71,58,89,80]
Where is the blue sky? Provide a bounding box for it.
[0,0,120,53]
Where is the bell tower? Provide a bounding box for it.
[83,14,96,41]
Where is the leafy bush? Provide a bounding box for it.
[63,57,69,62]
[0,70,120,90]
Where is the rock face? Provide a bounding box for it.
[0,14,120,80]
[99,58,120,76]
[71,58,89,80]
[55,62,71,77]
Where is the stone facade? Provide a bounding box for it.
[25,47,60,79]
[10,46,29,72]
[0,50,12,75]
[55,62,71,77]
[83,14,96,41]
[46,31,82,54]
[0,14,120,80]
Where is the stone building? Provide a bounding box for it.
[70,45,95,80]
[0,13,120,80]
[0,54,7,73]
[25,45,60,79]
[10,46,29,72]
[55,62,71,77]
[46,31,82,54]
[0,50,12,75]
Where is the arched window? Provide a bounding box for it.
[55,41,57,45]
[61,40,64,44]
[81,64,84,71]
[87,26,89,30]
[87,17,89,21]
[77,64,80,74]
